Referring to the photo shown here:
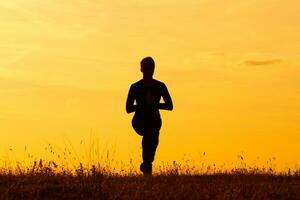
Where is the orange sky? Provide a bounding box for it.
[0,0,299,171]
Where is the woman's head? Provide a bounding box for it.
[140,57,155,78]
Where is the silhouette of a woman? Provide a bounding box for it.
[126,57,173,175]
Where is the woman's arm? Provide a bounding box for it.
[126,85,137,113]
[158,83,173,111]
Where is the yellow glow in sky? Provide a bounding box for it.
[0,0,299,171]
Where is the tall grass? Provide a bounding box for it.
[1,158,300,200]
[1,141,300,199]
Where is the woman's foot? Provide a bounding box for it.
[140,162,152,176]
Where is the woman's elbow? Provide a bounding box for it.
[168,104,173,111]
[126,105,135,113]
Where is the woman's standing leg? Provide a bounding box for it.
[140,118,161,175]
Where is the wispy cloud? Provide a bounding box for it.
[245,59,282,66]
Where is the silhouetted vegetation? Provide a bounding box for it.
[1,159,300,200]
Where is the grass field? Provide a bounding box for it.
[1,160,300,200]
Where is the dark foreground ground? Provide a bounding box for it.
[1,172,300,200]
